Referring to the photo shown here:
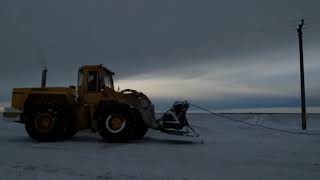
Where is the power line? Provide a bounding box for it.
[189,103,320,136]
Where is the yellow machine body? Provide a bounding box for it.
[10,65,157,132]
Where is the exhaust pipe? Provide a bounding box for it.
[41,67,47,88]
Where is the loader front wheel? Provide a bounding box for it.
[132,109,148,140]
[63,116,78,139]
[24,104,66,142]
[98,103,136,142]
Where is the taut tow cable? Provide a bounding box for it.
[189,103,320,136]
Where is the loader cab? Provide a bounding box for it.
[77,65,114,104]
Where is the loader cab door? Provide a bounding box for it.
[78,67,114,104]
[81,70,104,105]
[87,71,98,92]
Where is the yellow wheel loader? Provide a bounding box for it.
[7,64,198,142]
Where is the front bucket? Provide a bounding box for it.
[160,127,200,137]
[157,101,200,137]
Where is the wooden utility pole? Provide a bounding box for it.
[297,19,307,130]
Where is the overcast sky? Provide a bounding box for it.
[1,0,320,111]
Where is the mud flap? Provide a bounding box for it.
[2,108,22,123]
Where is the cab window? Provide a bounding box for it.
[78,70,83,88]
[87,71,98,92]
[104,73,114,89]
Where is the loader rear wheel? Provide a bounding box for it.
[98,103,136,142]
[24,104,66,142]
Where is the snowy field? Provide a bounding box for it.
[0,113,320,180]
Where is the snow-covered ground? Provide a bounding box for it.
[0,113,320,180]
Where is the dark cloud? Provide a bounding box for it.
[1,0,320,110]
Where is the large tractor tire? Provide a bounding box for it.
[64,122,78,139]
[63,114,78,139]
[97,102,137,142]
[132,109,148,140]
[24,103,67,142]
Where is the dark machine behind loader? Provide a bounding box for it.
[8,64,198,142]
